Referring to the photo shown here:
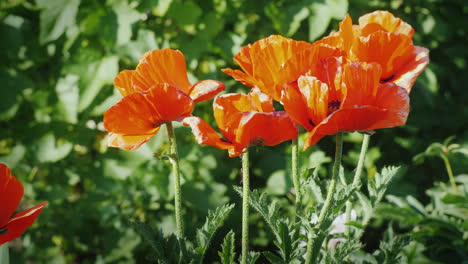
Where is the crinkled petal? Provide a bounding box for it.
[145,83,194,122]
[353,31,414,81]
[359,10,414,37]
[342,62,382,107]
[132,49,192,93]
[103,92,161,135]
[213,93,254,141]
[0,202,47,245]
[281,83,314,131]
[236,111,298,149]
[189,80,225,102]
[372,82,410,128]
[114,70,142,96]
[0,164,23,227]
[297,75,329,126]
[182,117,232,150]
[393,46,430,92]
[107,132,157,150]
[248,87,274,113]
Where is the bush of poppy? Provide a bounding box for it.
[1,0,467,263]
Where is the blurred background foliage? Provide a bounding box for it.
[0,0,467,263]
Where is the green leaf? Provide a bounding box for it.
[263,251,284,264]
[32,133,73,163]
[37,0,81,44]
[195,204,234,263]
[55,74,79,123]
[110,0,141,45]
[0,71,33,121]
[219,231,236,264]
[406,196,428,216]
[77,56,118,112]
[167,0,202,28]
[308,3,331,41]
[326,0,348,19]
[266,170,292,195]
[265,0,311,36]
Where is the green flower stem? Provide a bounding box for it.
[305,132,343,264]
[345,133,370,235]
[241,149,250,264]
[441,154,459,194]
[292,138,302,216]
[166,122,184,238]
[0,243,9,264]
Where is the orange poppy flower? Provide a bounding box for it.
[0,163,47,245]
[182,88,298,157]
[222,35,344,101]
[104,49,225,150]
[281,57,409,149]
[319,11,429,91]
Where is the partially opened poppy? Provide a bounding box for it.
[104,49,225,150]
[222,35,344,101]
[319,11,429,91]
[182,88,298,157]
[281,57,409,149]
[0,163,47,245]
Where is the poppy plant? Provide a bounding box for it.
[318,10,429,91]
[182,88,298,157]
[281,57,409,149]
[0,163,46,245]
[222,35,344,101]
[104,49,225,150]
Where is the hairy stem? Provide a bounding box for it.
[441,154,459,194]
[305,132,343,264]
[292,138,302,216]
[241,149,250,264]
[0,243,9,264]
[345,133,370,235]
[166,122,184,238]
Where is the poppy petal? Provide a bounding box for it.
[114,70,141,96]
[342,62,382,107]
[189,80,225,102]
[248,87,274,113]
[236,111,298,149]
[182,117,232,150]
[146,83,194,122]
[213,93,254,141]
[0,164,23,226]
[353,31,414,81]
[372,82,410,128]
[359,10,414,37]
[107,132,157,150]
[104,92,161,135]
[132,49,192,94]
[281,83,313,131]
[297,75,329,126]
[303,107,388,149]
[0,201,46,245]
[393,46,430,91]
[221,68,257,88]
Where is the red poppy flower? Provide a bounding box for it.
[182,88,298,157]
[319,11,429,91]
[281,57,409,149]
[104,49,225,150]
[222,35,344,101]
[0,163,47,245]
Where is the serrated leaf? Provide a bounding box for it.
[37,0,80,44]
[406,196,428,216]
[263,251,283,264]
[219,231,236,264]
[195,204,234,263]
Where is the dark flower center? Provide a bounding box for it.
[0,228,8,235]
[250,137,265,146]
[381,74,395,83]
[328,100,341,115]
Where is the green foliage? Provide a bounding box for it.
[219,231,236,264]
[1,0,467,262]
